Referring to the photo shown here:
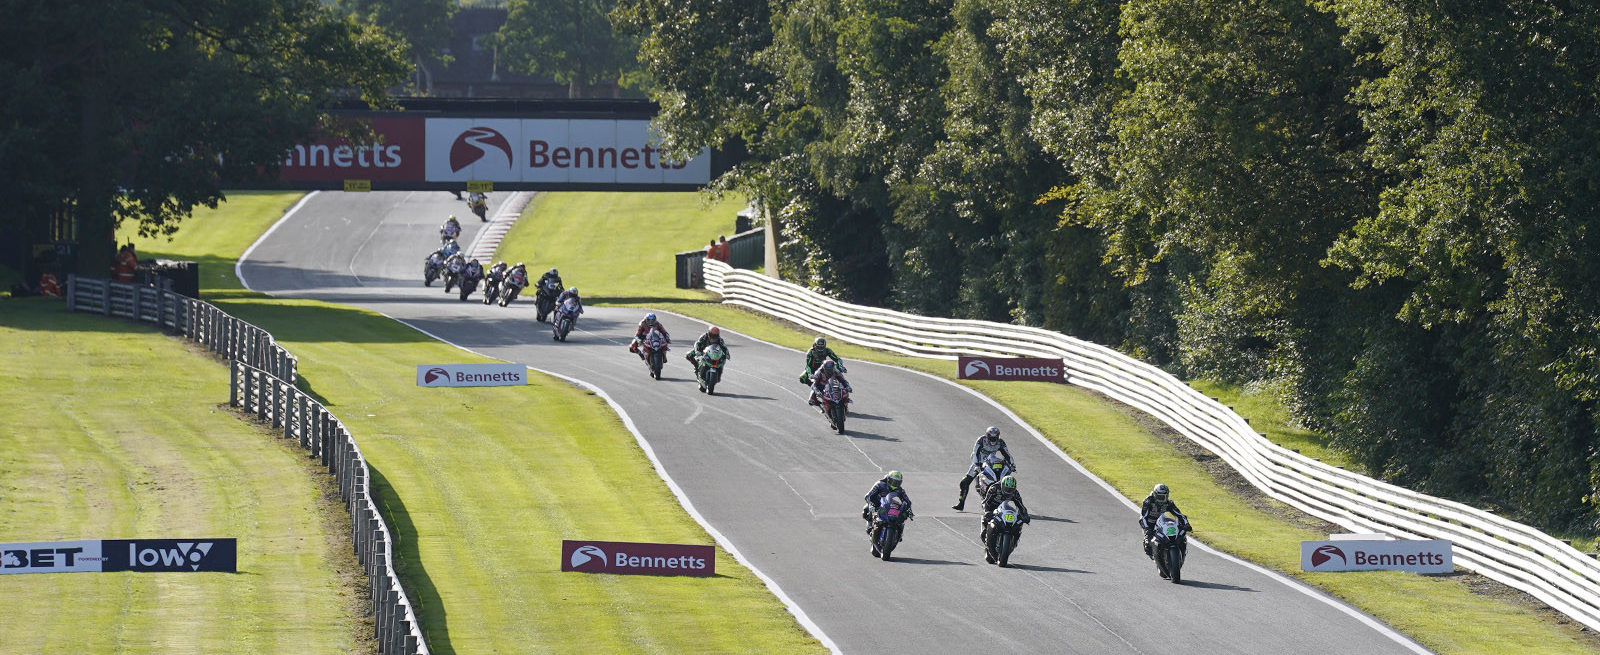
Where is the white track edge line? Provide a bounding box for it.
[658,309,1432,655]
[236,191,318,293]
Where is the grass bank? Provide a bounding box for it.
[0,298,370,654]
[124,191,823,654]
[499,191,1599,655]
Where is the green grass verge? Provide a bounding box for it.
[502,191,1600,655]
[121,192,823,654]
[0,298,369,654]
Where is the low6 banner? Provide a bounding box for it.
[2,538,237,575]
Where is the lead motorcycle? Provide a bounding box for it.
[534,279,562,322]
[1148,514,1190,583]
[640,330,669,380]
[696,343,727,393]
[468,193,489,221]
[499,268,529,307]
[817,378,850,434]
[869,494,912,561]
[972,450,1013,500]
[984,500,1026,567]
[422,253,444,287]
[552,298,580,341]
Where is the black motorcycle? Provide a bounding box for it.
[870,495,911,561]
[443,256,464,293]
[534,279,562,322]
[1148,515,1190,583]
[482,271,503,305]
[984,500,1026,567]
[422,254,443,287]
[696,343,727,393]
[552,298,580,341]
[458,269,482,301]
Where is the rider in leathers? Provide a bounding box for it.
[486,261,508,287]
[687,326,730,367]
[555,287,583,316]
[630,313,670,359]
[979,476,1031,545]
[954,426,1016,510]
[799,337,845,385]
[538,268,563,291]
[862,471,912,535]
[809,359,852,406]
[1139,484,1191,557]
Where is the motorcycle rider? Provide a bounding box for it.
[467,191,489,219]
[953,426,1017,510]
[862,471,913,538]
[463,258,484,284]
[427,239,461,261]
[687,326,730,367]
[441,215,462,240]
[1139,484,1191,559]
[486,261,508,287]
[799,337,845,385]
[556,287,583,315]
[630,313,671,359]
[979,475,1031,546]
[809,359,852,406]
[538,267,563,291]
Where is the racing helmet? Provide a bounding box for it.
[1001,475,1017,490]
[886,471,903,489]
[1152,484,1169,503]
[448,215,457,222]
[515,262,524,268]
[985,426,1000,441]
[568,287,578,295]
[645,313,657,324]
[549,268,558,276]
[813,337,827,349]
[709,326,720,337]
[821,360,835,372]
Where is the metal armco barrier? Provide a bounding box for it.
[66,276,429,654]
[702,258,1600,633]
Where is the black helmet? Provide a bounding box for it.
[1152,484,1169,503]
[985,426,1000,441]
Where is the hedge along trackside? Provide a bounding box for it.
[120,192,825,654]
[494,190,1600,655]
[0,299,371,654]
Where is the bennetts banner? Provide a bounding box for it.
[957,356,1067,383]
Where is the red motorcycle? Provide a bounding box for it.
[818,378,851,434]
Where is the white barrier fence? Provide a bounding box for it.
[67,276,430,654]
[703,258,1600,631]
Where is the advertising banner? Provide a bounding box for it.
[424,119,711,185]
[1,538,235,574]
[0,540,104,575]
[278,117,427,183]
[1301,539,1452,574]
[957,356,1068,383]
[417,364,527,387]
[561,540,715,577]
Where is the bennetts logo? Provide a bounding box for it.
[569,545,607,571]
[963,360,990,377]
[1311,544,1345,568]
[423,367,449,385]
[450,127,513,172]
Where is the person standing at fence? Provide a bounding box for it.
[704,239,721,262]
[112,243,138,282]
[715,235,731,262]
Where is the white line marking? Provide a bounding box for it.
[683,401,704,425]
[779,473,818,519]
[236,191,317,292]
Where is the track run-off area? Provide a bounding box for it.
[238,191,1427,654]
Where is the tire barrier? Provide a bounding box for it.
[702,258,1600,632]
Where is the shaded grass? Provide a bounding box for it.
[0,299,368,654]
[118,192,824,654]
[503,191,1600,655]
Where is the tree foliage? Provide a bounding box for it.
[493,0,643,97]
[0,0,409,276]
[622,0,1600,532]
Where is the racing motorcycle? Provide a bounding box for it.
[468,193,489,221]
[534,279,562,322]
[984,500,1026,567]
[818,378,850,434]
[696,343,727,393]
[640,330,669,380]
[442,255,465,293]
[423,253,444,287]
[552,298,580,341]
[1149,514,1190,583]
[440,222,461,244]
[499,269,529,307]
[481,269,503,305]
[972,450,1014,500]
[457,266,482,302]
[870,494,911,561]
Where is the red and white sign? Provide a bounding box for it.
[957,356,1067,383]
[561,540,714,577]
[416,364,527,387]
[278,117,426,182]
[1301,539,1453,574]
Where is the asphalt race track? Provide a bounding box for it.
[240,191,1429,654]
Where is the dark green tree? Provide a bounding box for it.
[494,0,642,97]
[335,0,456,94]
[0,0,409,279]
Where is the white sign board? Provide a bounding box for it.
[1301,539,1453,574]
[0,540,103,574]
[424,119,711,185]
[417,364,527,388]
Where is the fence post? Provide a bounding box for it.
[102,283,112,316]
[229,362,239,407]
[131,286,142,323]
